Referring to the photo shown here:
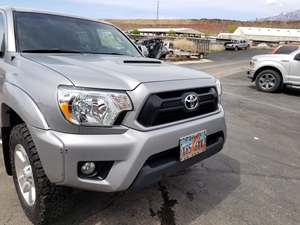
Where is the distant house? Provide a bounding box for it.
[130,28,204,38]
[218,27,300,42]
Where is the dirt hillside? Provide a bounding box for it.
[108,19,300,35]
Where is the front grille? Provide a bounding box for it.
[138,87,218,127]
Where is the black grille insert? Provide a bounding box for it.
[138,87,218,127]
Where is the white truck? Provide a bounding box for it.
[248,50,300,92]
[225,40,250,51]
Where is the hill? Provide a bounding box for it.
[108,19,300,35]
[263,10,300,21]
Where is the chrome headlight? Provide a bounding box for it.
[215,79,222,96]
[58,86,132,126]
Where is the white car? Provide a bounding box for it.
[248,49,300,92]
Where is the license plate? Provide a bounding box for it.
[180,130,207,162]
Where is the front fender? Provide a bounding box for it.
[254,61,288,82]
[1,82,49,129]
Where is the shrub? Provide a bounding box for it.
[130,29,140,35]
[173,39,196,52]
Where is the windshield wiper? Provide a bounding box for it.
[21,49,84,53]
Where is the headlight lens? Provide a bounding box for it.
[250,58,257,67]
[215,79,222,96]
[58,86,132,126]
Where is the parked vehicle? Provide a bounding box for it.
[0,7,226,225]
[272,45,300,54]
[248,49,300,92]
[139,38,169,59]
[168,38,210,59]
[137,44,149,57]
[225,40,250,51]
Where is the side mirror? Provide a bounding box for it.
[295,53,300,61]
[138,45,149,57]
[0,34,4,57]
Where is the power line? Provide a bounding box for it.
[156,0,160,20]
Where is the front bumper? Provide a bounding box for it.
[29,108,226,192]
[247,69,255,81]
[225,45,235,49]
[131,133,224,191]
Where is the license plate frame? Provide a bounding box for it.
[179,130,207,162]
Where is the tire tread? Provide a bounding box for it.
[10,123,70,225]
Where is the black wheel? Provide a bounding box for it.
[255,70,282,93]
[10,123,71,225]
[234,46,239,51]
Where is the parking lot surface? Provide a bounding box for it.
[0,49,299,225]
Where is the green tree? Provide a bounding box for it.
[130,29,140,35]
[167,30,177,37]
[227,25,237,33]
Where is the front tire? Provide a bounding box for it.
[10,124,70,225]
[255,70,282,93]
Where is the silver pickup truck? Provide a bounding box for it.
[0,7,226,224]
[225,40,250,51]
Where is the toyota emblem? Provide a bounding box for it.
[184,93,199,111]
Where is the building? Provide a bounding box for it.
[218,27,300,43]
[130,28,204,38]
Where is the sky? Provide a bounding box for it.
[0,0,299,20]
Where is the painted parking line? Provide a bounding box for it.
[190,60,249,70]
[171,59,213,65]
[223,91,300,115]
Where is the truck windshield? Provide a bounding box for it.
[14,12,141,57]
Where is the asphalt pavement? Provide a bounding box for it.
[0,49,299,225]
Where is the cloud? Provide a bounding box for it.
[266,0,279,5]
[64,0,299,19]
[67,0,155,9]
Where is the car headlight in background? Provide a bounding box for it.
[58,86,132,126]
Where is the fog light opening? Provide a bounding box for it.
[78,161,114,180]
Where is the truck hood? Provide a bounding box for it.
[23,54,213,90]
[253,54,291,61]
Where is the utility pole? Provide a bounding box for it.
[156,0,160,20]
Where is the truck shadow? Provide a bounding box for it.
[248,85,300,97]
[284,87,300,97]
[53,153,240,225]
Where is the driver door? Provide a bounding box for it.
[289,52,300,85]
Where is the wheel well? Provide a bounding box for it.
[1,104,24,175]
[253,66,283,82]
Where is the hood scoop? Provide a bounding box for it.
[123,59,162,64]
